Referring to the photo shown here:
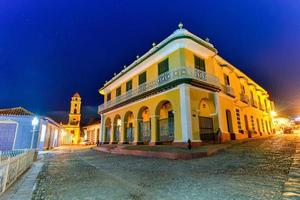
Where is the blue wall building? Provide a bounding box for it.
[0,107,40,151]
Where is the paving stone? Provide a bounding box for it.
[32,134,300,200]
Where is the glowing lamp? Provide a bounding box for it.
[99,89,105,95]
[295,116,300,122]
[32,117,39,127]
[270,111,277,117]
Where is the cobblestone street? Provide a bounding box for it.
[32,134,300,200]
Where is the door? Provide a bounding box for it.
[199,117,214,141]
[168,111,174,140]
[139,121,150,143]
[105,128,110,142]
[126,123,133,142]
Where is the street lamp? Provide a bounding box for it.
[270,111,277,117]
[31,117,39,149]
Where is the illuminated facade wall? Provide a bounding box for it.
[0,115,39,150]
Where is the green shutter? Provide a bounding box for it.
[116,87,121,96]
[107,93,111,102]
[194,56,206,71]
[158,58,169,75]
[139,72,147,85]
[126,80,132,91]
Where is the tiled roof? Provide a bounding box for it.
[0,107,34,116]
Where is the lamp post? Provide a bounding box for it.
[31,117,39,149]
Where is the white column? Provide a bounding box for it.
[214,92,223,132]
[99,114,105,144]
[179,84,193,142]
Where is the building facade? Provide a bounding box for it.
[98,24,275,145]
[62,93,81,144]
[82,119,101,145]
[0,107,40,151]
[38,117,65,150]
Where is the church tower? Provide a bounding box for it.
[68,93,81,125]
[62,92,82,145]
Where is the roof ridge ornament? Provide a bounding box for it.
[178,22,183,29]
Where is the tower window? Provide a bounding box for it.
[75,104,77,107]
[74,109,77,114]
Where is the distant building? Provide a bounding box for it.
[82,119,101,145]
[62,93,81,144]
[98,24,276,145]
[0,107,40,151]
[39,117,65,150]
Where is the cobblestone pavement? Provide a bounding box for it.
[32,134,300,200]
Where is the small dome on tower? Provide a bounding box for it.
[73,92,80,98]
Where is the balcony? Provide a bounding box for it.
[240,93,249,104]
[222,84,235,97]
[250,99,258,108]
[98,67,220,113]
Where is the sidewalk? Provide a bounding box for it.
[93,135,273,160]
[0,160,43,200]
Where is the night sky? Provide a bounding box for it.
[0,0,300,122]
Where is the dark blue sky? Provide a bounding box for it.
[0,0,300,120]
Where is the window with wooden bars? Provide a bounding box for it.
[236,109,243,133]
[224,74,230,86]
[139,71,147,85]
[116,87,121,97]
[158,58,169,75]
[194,55,206,71]
[107,93,111,102]
[126,80,132,91]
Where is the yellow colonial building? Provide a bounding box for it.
[98,23,275,145]
[62,93,81,144]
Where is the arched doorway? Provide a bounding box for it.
[113,115,121,143]
[156,101,174,142]
[226,109,235,140]
[198,99,214,141]
[138,106,151,143]
[124,111,134,143]
[104,118,111,143]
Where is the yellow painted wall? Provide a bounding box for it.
[103,88,183,141]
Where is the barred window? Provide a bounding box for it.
[126,80,132,91]
[116,87,121,97]
[236,109,243,133]
[251,116,255,131]
[158,58,169,75]
[261,119,265,132]
[107,93,111,102]
[194,55,206,71]
[139,71,147,85]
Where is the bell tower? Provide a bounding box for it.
[68,92,81,125]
